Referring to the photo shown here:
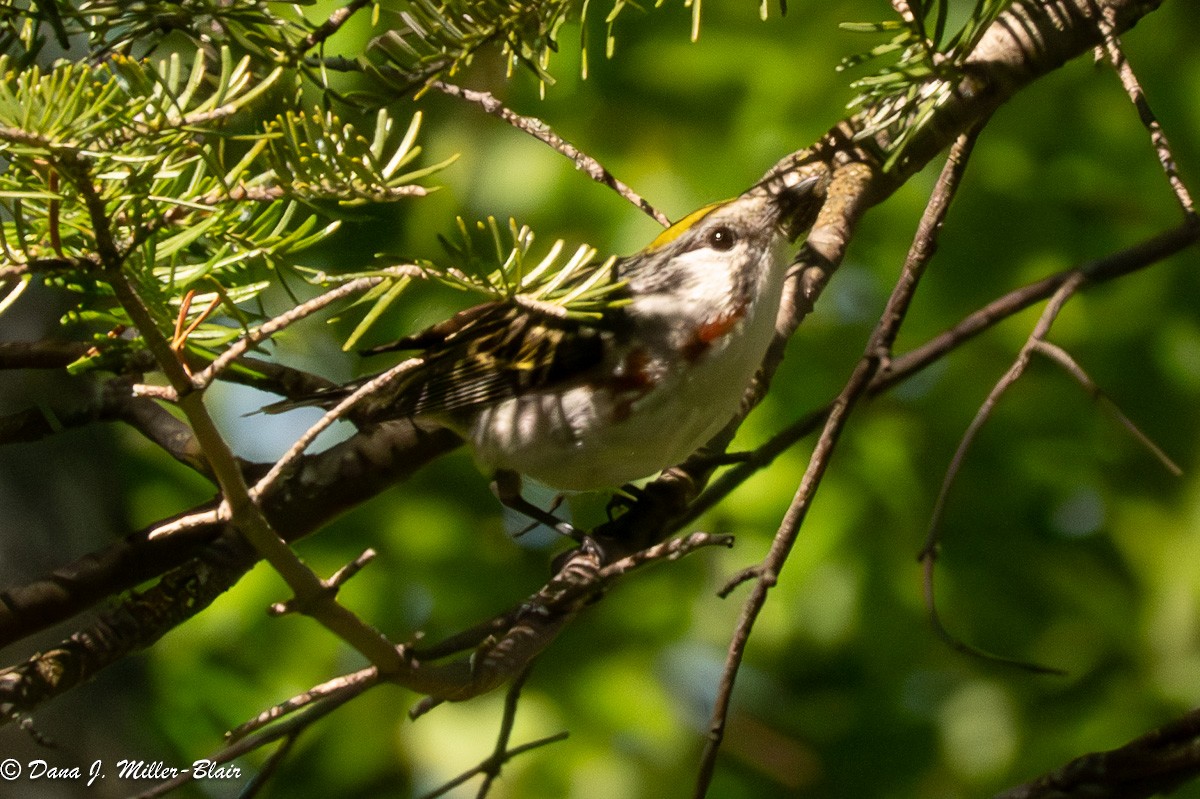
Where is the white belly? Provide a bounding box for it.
[463,293,780,491]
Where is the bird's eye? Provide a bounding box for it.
[707,226,737,252]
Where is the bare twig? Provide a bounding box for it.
[132,670,377,799]
[226,668,379,744]
[995,706,1200,799]
[147,507,226,540]
[1097,7,1196,217]
[596,532,735,581]
[916,274,1085,672]
[249,357,424,500]
[678,217,1199,534]
[920,272,1085,559]
[408,532,734,669]
[295,0,373,56]
[418,668,569,799]
[891,219,1200,374]
[238,732,298,799]
[696,358,877,799]
[1033,340,1182,475]
[914,243,1182,670]
[429,80,670,227]
[694,130,982,798]
[191,266,423,390]
[216,354,341,401]
[474,669,535,799]
[920,554,1066,676]
[269,549,378,616]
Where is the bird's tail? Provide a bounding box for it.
[254,383,361,416]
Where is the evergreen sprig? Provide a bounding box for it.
[70,0,300,59]
[840,0,1012,169]
[436,216,622,317]
[362,0,576,93]
[328,216,622,351]
[0,1,711,369]
[0,44,449,370]
[262,108,456,204]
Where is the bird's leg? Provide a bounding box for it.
[605,483,645,521]
[512,494,566,538]
[490,470,582,542]
[690,449,753,468]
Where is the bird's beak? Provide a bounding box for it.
[764,171,824,242]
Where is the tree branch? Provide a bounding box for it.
[996,707,1200,799]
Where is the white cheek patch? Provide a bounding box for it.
[632,247,743,321]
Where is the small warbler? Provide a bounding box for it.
[266,170,820,531]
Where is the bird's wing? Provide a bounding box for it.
[361,300,615,420]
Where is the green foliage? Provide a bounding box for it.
[0,1,668,369]
[68,0,299,59]
[365,0,578,91]
[0,30,464,369]
[262,108,453,203]
[330,216,622,350]
[841,0,1012,167]
[431,216,623,315]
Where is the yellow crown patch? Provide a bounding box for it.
[647,200,729,252]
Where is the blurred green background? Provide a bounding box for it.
[1,1,1199,797]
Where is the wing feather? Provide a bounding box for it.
[358,300,615,421]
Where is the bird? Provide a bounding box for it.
[264,170,821,535]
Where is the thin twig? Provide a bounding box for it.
[191,266,423,390]
[920,272,1086,559]
[249,357,424,501]
[269,549,378,616]
[226,668,378,744]
[596,532,735,581]
[295,0,372,55]
[415,668,570,799]
[1033,340,1181,475]
[921,555,1066,676]
[475,668,534,799]
[1097,7,1196,217]
[680,218,1199,532]
[916,272,1091,674]
[147,507,226,540]
[419,668,542,799]
[429,80,670,227]
[238,732,298,799]
[695,130,982,798]
[132,673,376,799]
